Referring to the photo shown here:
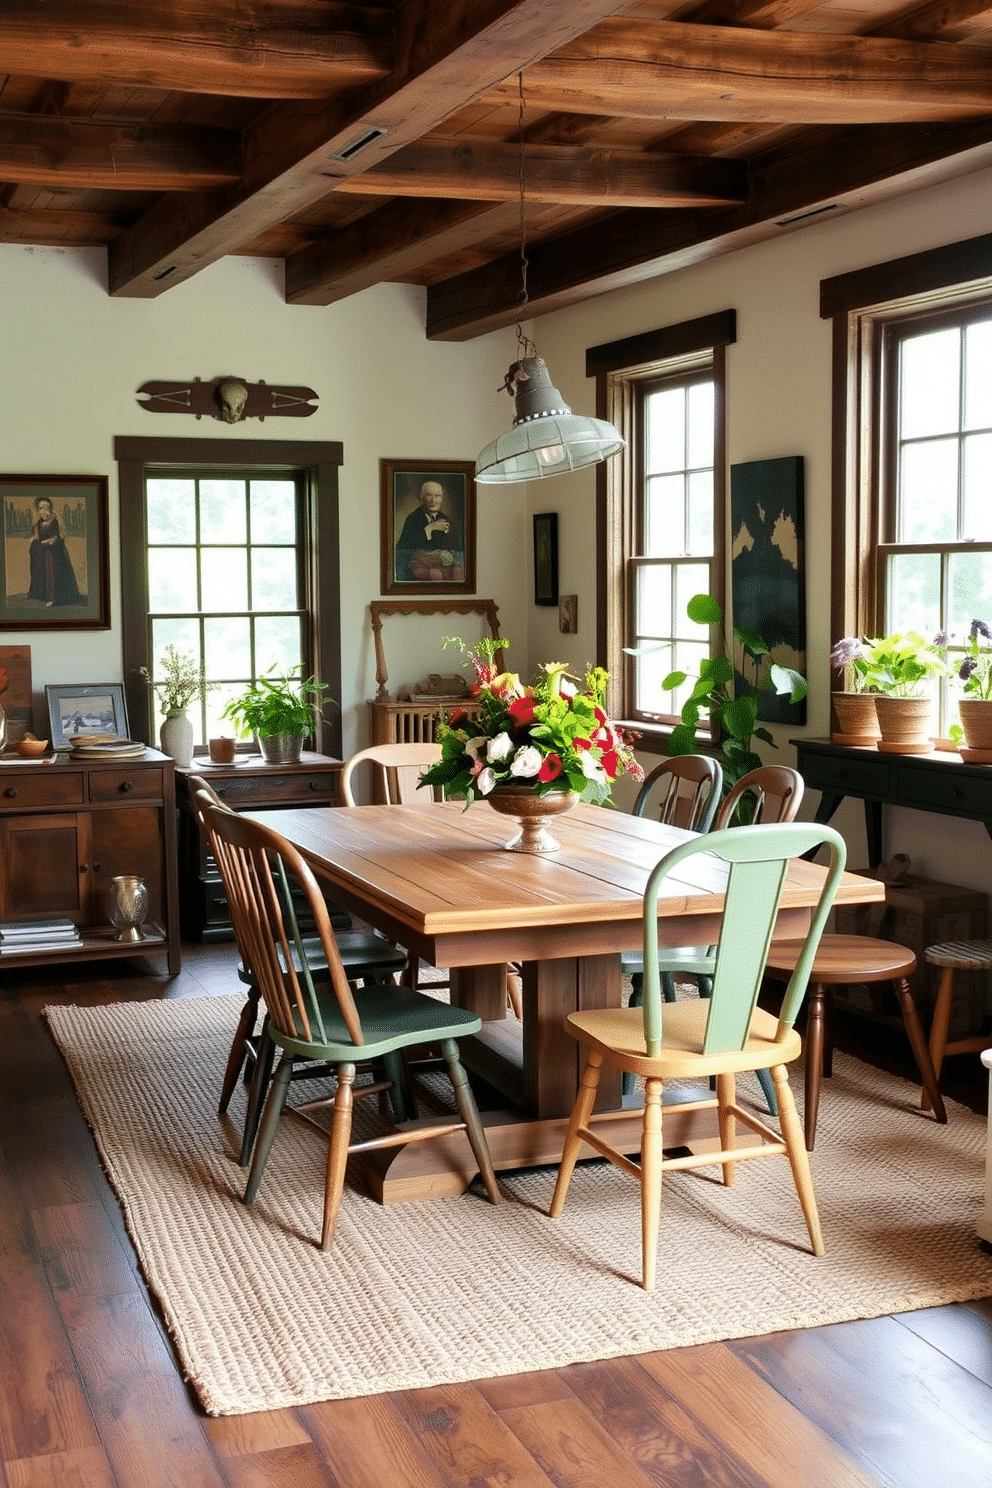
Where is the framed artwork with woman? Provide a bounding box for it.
[0,475,109,629]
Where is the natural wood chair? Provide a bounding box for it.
[189,777,408,1165]
[631,754,724,832]
[550,821,848,1291]
[763,933,948,1148]
[205,803,500,1248]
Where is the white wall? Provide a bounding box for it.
[0,245,526,754]
[534,167,992,889]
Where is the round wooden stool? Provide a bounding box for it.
[922,941,992,1111]
[764,934,947,1149]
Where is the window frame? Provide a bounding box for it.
[115,436,343,757]
[587,311,734,752]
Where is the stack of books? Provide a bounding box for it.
[0,918,82,954]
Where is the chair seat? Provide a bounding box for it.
[274,980,483,1062]
[565,1000,801,1079]
[765,933,916,983]
[924,939,992,971]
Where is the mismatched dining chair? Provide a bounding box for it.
[549,821,847,1290]
[205,803,500,1249]
[189,776,408,1165]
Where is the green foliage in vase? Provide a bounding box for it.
[221,667,335,740]
[139,645,214,715]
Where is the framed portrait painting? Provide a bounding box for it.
[380,458,477,596]
[0,475,109,630]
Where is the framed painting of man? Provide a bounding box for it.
[380,458,477,596]
[0,475,109,630]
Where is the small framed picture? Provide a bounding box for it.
[0,475,110,630]
[533,512,559,606]
[380,458,477,596]
[46,683,130,750]
[559,594,578,634]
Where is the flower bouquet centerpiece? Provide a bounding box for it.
[419,637,643,851]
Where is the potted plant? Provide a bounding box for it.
[951,619,992,759]
[139,645,214,767]
[830,632,950,754]
[658,594,807,792]
[828,636,880,746]
[221,666,335,764]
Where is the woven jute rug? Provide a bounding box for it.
[47,993,991,1416]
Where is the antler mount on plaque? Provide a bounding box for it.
[136,376,318,423]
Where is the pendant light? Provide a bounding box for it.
[475,78,625,486]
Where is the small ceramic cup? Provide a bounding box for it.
[208,737,236,764]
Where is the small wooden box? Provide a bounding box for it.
[834,873,990,1034]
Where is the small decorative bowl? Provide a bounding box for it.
[13,737,49,757]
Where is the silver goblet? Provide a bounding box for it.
[107,875,148,942]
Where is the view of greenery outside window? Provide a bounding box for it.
[145,471,306,744]
[881,305,992,736]
[628,366,716,725]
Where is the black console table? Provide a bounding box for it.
[793,739,992,869]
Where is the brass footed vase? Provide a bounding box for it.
[487,786,579,853]
[107,875,148,942]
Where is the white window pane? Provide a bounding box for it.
[948,551,992,639]
[206,682,249,740]
[645,386,685,475]
[644,474,686,556]
[199,480,247,544]
[200,548,248,611]
[674,563,711,634]
[254,616,303,675]
[665,640,710,714]
[250,480,297,542]
[250,547,298,610]
[964,319,992,432]
[887,552,941,636]
[900,327,960,439]
[636,564,671,638]
[147,480,196,543]
[686,382,714,469]
[204,616,251,680]
[148,548,197,612]
[634,646,671,715]
[151,618,199,663]
[898,439,958,541]
[963,433,992,539]
[686,471,713,555]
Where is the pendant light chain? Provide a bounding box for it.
[514,71,536,362]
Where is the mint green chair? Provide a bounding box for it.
[550,821,846,1290]
[205,803,499,1249]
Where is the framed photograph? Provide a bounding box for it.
[533,512,559,606]
[46,683,129,750]
[0,475,109,630]
[380,458,476,596]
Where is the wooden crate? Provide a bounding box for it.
[834,873,990,1034]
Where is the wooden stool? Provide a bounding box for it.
[764,934,947,1149]
[921,941,992,1111]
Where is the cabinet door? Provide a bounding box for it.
[0,813,89,922]
[90,807,164,925]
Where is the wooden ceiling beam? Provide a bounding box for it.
[106,0,634,298]
[0,1,393,100]
[335,137,749,206]
[0,202,126,244]
[425,116,992,338]
[0,114,241,191]
[485,21,992,124]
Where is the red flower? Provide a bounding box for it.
[538,752,563,782]
[508,696,538,725]
[447,707,468,728]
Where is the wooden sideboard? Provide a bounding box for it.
[0,747,180,974]
[794,738,992,868]
[175,753,343,940]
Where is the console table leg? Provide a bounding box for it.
[865,800,883,870]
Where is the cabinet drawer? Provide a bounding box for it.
[800,752,892,797]
[0,773,84,809]
[209,771,336,806]
[89,768,165,802]
[894,763,992,816]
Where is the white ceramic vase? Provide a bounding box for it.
[160,709,194,767]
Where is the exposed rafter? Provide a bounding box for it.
[0,114,241,191]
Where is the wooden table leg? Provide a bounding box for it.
[804,983,826,1150]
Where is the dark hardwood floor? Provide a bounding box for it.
[0,940,990,1488]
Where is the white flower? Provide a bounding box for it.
[580,750,607,781]
[476,767,497,795]
[487,731,514,762]
[464,736,489,761]
[510,746,543,779]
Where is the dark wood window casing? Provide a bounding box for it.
[114,436,343,757]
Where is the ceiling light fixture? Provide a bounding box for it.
[475,77,624,486]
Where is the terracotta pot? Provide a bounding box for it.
[957,698,992,762]
[487,785,579,853]
[831,692,880,747]
[873,695,935,755]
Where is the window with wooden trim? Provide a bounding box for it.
[587,312,733,741]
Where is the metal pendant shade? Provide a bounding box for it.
[475,355,625,485]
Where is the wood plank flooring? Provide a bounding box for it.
[0,942,989,1488]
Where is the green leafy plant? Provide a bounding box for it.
[830,632,950,698]
[662,594,807,788]
[221,666,335,740]
[139,645,214,716]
